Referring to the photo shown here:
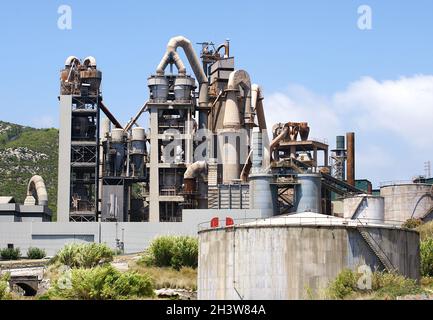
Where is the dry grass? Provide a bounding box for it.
[129,261,197,291]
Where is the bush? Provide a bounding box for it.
[0,247,21,260]
[142,236,198,270]
[372,271,423,299]
[326,269,358,299]
[0,273,11,300]
[48,265,154,300]
[327,269,425,300]
[420,238,433,277]
[27,247,46,260]
[52,243,114,269]
[171,237,198,270]
[402,218,423,229]
[417,221,433,241]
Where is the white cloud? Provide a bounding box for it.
[264,75,433,185]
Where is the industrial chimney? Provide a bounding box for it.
[346,132,355,186]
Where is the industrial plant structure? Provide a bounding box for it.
[0,35,431,299]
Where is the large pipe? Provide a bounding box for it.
[184,161,207,179]
[226,70,253,127]
[346,132,355,186]
[156,36,209,119]
[240,85,270,181]
[27,175,48,206]
[99,101,123,129]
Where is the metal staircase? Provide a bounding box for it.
[357,224,395,272]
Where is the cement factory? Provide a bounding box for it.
[1,36,432,299]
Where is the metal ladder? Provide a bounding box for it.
[357,225,395,272]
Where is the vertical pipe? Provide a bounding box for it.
[346,132,355,186]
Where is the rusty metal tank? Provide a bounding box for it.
[299,122,310,141]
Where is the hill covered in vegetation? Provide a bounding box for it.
[0,121,58,219]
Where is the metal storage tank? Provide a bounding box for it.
[343,194,384,223]
[198,212,420,300]
[174,75,195,101]
[147,75,169,102]
[380,183,433,223]
[111,129,126,176]
[293,174,322,213]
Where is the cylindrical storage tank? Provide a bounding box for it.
[293,174,322,213]
[249,173,274,218]
[299,122,310,141]
[174,75,195,102]
[80,68,102,95]
[111,129,125,176]
[101,118,111,141]
[380,183,433,224]
[130,127,146,177]
[147,75,169,102]
[343,195,384,223]
[336,135,345,150]
[198,215,420,300]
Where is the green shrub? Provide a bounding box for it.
[372,271,423,299]
[27,247,46,260]
[402,218,423,229]
[0,247,21,260]
[52,243,114,269]
[420,238,433,277]
[417,221,433,241]
[171,237,198,270]
[144,236,176,267]
[327,269,425,300]
[142,236,198,269]
[0,273,11,300]
[326,269,358,299]
[48,265,154,300]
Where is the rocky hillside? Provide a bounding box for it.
[0,121,58,220]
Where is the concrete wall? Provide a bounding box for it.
[197,225,420,300]
[381,184,433,223]
[0,209,261,256]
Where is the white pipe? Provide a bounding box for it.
[156,36,209,112]
[184,161,207,179]
[27,175,48,206]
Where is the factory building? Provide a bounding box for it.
[0,36,427,298]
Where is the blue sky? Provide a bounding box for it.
[0,0,432,187]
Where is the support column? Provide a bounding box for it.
[57,95,72,222]
[149,107,160,222]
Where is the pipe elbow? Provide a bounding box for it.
[184,161,207,179]
[65,56,80,67]
[83,56,97,67]
[27,175,48,206]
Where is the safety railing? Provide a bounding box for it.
[198,215,406,232]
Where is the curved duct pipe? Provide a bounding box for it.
[240,85,271,181]
[65,56,80,67]
[217,40,230,58]
[156,36,209,126]
[224,70,253,127]
[184,161,207,179]
[26,175,48,206]
[270,125,289,151]
[83,56,97,67]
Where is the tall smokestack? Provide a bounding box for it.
[346,132,355,186]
